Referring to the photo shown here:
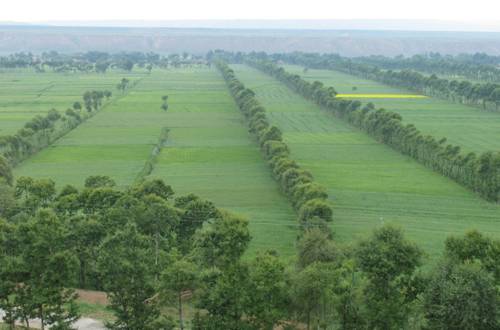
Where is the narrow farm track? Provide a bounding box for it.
[146,67,298,256]
[231,64,500,259]
[283,64,500,153]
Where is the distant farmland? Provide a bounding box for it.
[284,64,500,153]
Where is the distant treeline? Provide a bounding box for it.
[216,60,333,229]
[273,52,500,112]
[0,51,207,73]
[244,56,500,202]
[348,52,500,82]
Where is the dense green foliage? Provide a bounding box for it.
[216,60,333,228]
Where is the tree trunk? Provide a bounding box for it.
[80,258,86,288]
[40,305,44,330]
[178,291,184,330]
[155,235,159,283]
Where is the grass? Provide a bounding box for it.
[284,64,500,153]
[146,67,297,256]
[13,67,298,256]
[13,71,163,188]
[76,301,114,322]
[0,69,142,136]
[231,64,500,260]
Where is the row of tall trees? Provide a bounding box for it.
[216,60,333,229]
[275,52,500,111]
[0,89,114,167]
[248,58,500,202]
[349,52,500,82]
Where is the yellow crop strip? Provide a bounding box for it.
[336,94,428,99]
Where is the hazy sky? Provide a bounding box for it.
[3,0,500,22]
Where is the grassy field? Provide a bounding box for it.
[146,67,297,256]
[0,69,143,136]
[284,65,500,153]
[13,71,159,188]
[13,67,297,256]
[232,64,500,259]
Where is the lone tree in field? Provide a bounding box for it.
[161,95,169,111]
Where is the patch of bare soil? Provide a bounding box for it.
[76,289,109,305]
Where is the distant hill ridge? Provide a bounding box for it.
[2,24,500,55]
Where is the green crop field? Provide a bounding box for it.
[283,64,500,153]
[0,69,142,135]
[231,64,500,259]
[12,67,297,256]
[145,67,297,256]
[8,64,500,259]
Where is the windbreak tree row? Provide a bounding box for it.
[247,58,500,202]
[276,52,500,112]
[346,53,500,83]
[0,89,113,169]
[215,60,333,229]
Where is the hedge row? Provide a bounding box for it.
[248,58,500,202]
[215,60,333,228]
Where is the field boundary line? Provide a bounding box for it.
[135,127,169,184]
